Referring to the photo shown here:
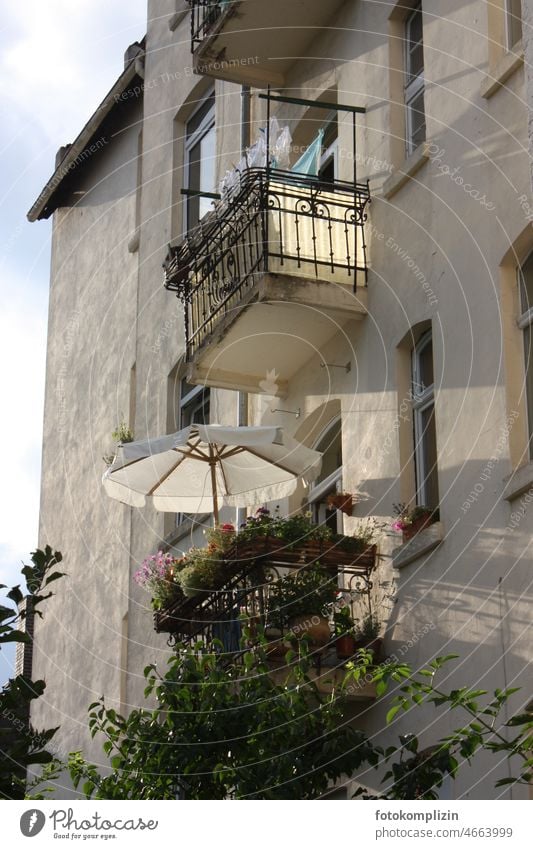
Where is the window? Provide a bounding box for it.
[518,251,533,457]
[307,417,343,532]
[506,0,522,49]
[185,91,216,231]
[404,2,425,155]
[167,370,210,532]
[412,331,439,508]
[179,378,210,427]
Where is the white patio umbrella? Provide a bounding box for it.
[102,424,322,524]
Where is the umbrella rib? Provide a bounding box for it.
[146,454,188,496]
[218,458,231,497]
[238,446,297,477]
[218,446,245,460]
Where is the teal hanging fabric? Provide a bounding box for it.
[291,128,325,177]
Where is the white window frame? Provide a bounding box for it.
[412,331,437,507]
[184,90,216,232]
[179,380,210,428]
[404,2,425,156]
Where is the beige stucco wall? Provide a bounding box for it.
[32,0,532,799]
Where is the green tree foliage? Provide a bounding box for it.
[0,546,64,799]
[68,640,377,799]
[66,648,532,801]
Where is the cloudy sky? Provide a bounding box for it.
[0,1,147,683]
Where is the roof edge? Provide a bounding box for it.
[27,42,145,222]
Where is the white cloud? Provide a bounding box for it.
[1,0,146,145]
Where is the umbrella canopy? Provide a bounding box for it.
[102,424,322,523]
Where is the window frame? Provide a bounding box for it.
[404,2,426,156]
[411,330,439,508]
[179,379,210,428]
[184,89,216,232]
[505,0,522,50]
[517,251,533,457]
[307,416,343,533]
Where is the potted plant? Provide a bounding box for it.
[271,565,334,646]
[327,492,354,515]
[392,503,439,542]
[333,605,356,658]
[177,548,226,598]
[134,550,184,611]
[353,612,382,658]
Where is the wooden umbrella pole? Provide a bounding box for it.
[208,444,219,525]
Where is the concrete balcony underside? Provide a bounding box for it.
[187,272,368,395]
[190,0,347,86]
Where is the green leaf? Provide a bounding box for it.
[386,704,402,724]
[376,679,387,697]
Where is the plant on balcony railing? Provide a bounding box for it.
[148,509,381,644]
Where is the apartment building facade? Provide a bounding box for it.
[28,0,532,798]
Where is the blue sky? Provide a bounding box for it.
[0,1,147,684]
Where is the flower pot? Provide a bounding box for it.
[288,614,331,645]
[402,514,433,542]
[336,634,356,659]
[327,494,353,515]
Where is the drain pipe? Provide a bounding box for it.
[237,85,252,530]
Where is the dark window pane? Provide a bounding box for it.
[408,90,426,150]
[408,5,423,50]
[507,0,522,47]
[418,404,439,508]
[315,420,342,484]
[408,43,424,80]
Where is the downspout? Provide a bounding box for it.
[237,85,251,529]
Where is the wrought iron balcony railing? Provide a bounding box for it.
[189,1,228,51]
[154,537,377,648]
[164,168,370,361]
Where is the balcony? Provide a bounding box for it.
[153,534,379,700]
[164,168,370,395]
[189,0,347,86]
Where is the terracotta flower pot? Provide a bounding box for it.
[288,614,331,646]
[336,634,356,659]
[402,513,433,542]
[327,494,353,515]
